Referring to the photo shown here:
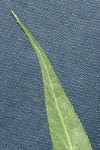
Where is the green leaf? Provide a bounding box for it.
[11,10,92,150]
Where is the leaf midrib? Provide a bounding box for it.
[34,45,73,150]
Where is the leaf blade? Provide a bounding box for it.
[11,10,92,150]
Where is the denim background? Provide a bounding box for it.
[0,0,100,150]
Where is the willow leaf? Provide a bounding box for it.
[11,10,92,150]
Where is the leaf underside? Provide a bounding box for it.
[11,10,92,150]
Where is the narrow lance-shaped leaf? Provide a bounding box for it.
[11,10,92,150]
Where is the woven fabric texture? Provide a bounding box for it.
[0,0,100,150]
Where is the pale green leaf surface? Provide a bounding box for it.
[11,10,92,150]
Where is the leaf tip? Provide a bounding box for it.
[11,10,19,22]
[11,10,15,16]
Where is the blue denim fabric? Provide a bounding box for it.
[0,0,100,150]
